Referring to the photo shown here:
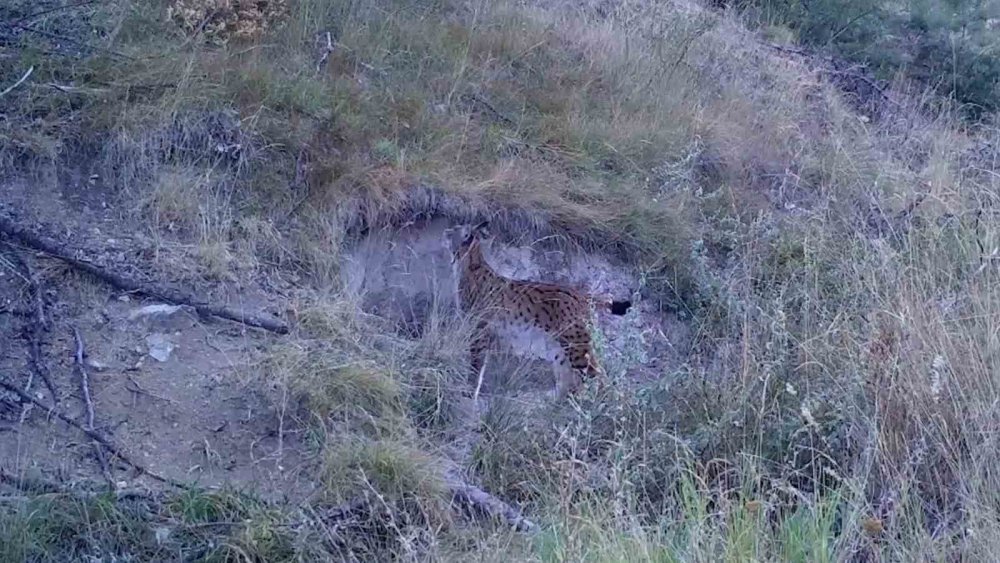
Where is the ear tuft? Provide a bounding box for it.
[472,221,490,238]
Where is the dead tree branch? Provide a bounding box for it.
[315,31,335,73]
[821,68,900,108]
[460,93,516,127]
[0,469,64,494]
[762,42,810,57]
[0,468,162,503]
[449,479,537,532]
[5,24,133,60]
[0,216,289,334]
[25,315,57,403]
[0,379,190,490]
[12,1,105,26]
[72,327,113,487]
[72,328,95,428]
[1,247,58,402]
[0,66,33,97]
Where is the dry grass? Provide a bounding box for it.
[4,0,1000,560]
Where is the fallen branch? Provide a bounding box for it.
[449,479,537,532]
[460,93,516,127]
[0,469,64,494]
[23,258,47,331]
[1,247,58,402]
[821,68,900,108]
[0,66,33,97]
[0,468,161,502]
[8,24,133,59]
[315,30,335,73]
[0,379,189,490]
[13,1,104,26]
[0,216,289,334]
[311,478,536,533]
[73,328,95,429]
[72,327,113,488]
[26,330,58,404]
[762,42,810,57]
[125,374,177,405]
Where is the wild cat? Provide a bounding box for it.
[443,222,631,399]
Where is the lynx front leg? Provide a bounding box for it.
[549,353,582,400]
[469,320,491,387]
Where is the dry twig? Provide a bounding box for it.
[12,0,104,26]
[315,31,335,73]
[0,379,189,489]
[0,469,64,494]
[72,327,113,487]
[125,374,177,405]
[0,216,289,334]
[1,247,58,401]
[6,24,132,59]
[449,479,538,532]
[0,66,33,97]
[444,465,536,532]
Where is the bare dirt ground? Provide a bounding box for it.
[0,176,314,501]
[0,174,687,503]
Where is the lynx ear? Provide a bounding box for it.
[471,221,490,237]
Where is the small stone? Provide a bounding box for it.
[145,333,175,362]
[128,303,182,321]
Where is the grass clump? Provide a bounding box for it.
[408,367,463,433]
[316,439,453,561]
[264,340,406,439]
[0,488,301,562]
[320,439,447,504]
[0,493,143,562]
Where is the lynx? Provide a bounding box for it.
[443,222,632,399]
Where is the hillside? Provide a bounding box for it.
[2,0,999,560]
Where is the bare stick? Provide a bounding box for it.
[461,93,516,126]
[0,379,189,489]
[449,479,537,532]
[0,469,161,503]
[72,327,113,487]
[10,25,132,59]
[25,264,47,331]
[2,249,59,401]
[473,362,486,408]
[0,216,289,334]
[72,328,95,429]
[315,31,334,73]
[25,306,57,403]
[762,42,809,57]
[125,374,177,405]
[0,66,33,98]
[13,1,104,26]
[0,469,63,494]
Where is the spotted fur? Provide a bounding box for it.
[443,222,632,398]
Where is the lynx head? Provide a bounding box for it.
[442,221,490,264]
